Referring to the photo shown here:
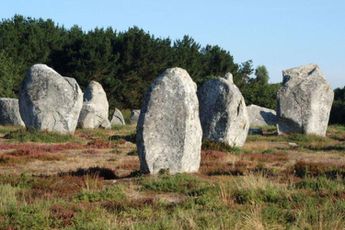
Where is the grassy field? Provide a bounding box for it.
[0,124,344,230]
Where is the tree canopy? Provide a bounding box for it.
[0,15,251,109]
[1,15,343,124]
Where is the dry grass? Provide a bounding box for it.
[237,207,266,230]
[0,125,345,229]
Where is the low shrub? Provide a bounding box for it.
[4,129,79,143]
[141,174,211,196]
[293,177,345,193]
[294,161,345,179]
[75,185,125,202]
[202,140,242,154]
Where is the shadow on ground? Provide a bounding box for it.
[109,134,136,143]
[59,167,118,180]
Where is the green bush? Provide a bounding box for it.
[202,140,242,154]
[69,208,112,230]
[141,174,211,196]
[4,202,51,230]
[294,177,345,192]
[75,185,125,202]
[0,184,18,214]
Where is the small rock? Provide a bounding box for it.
[78,81,111,129]
[111,108,126,126]
[247,104,277,127]
[0,98,25,126]
[130,110,140,125]
[288,142,298,148]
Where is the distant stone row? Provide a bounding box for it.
[0,64,334,174]
[0,64,139,131]
[136,65,333,174]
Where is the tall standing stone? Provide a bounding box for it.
[277,64,334,136]
[110,108,126,126]
[19,64,83,134]
[78,81,111,129]
[0,98,25,126]
[137,67,202,174]
[198,73,249,147]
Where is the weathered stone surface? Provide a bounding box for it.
[277,64,334,136]
[198,73,249,147]
[0,98,25,126]
[224,72,234,82]
[247,104,277,127]
[111,108,126,126]
[137,67,202,174]
[78,81,111,129]
[130,110,140,125]
[19,64,83,134]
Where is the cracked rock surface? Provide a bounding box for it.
[136,67,202,174]
[78,81,111,129]
[277,64,334,136]
[198,73,249,147]
[19,64,83,134]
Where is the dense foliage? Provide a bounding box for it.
[0,15,280,110]
[330,87,345,124]
[0,15,343,123]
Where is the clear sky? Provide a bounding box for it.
[1,0,344,88]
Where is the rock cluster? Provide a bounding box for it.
[277,64,334,136]
[19,64,83,134]
[10,62,334,176]
[0,98,25,126]
[198,73,249,147]
[78,81,111,129]
[137,67,202,174]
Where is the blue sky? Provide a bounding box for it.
[1,0,344,88]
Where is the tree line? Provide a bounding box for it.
[0,15,343,124]
[330,87,345,124]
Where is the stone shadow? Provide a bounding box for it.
[59,167,118,180]
[259,110,277,126]
[109,134,136,143]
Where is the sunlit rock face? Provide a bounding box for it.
[198,73,249,147]
[277,64,334,136]
[19,64,83,134]
[137,67,202,174]
[0,98,25,127]
[78,81,111,129]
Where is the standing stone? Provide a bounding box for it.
[137,67,202,174]
[198,73,249,147]
[111,108,126,126]
[277,64,334,136]
[130,110,140,125]
[78,81,111,129]
[0,98,25,126]
[247,104,277,127]
[19,64,83,134]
